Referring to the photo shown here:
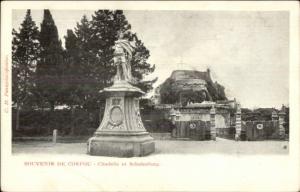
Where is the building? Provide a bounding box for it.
[153,69,240,140]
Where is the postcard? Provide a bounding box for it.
[1,1,299,191]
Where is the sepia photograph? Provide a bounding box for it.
[1,1,299,192]
[11,9,290,156]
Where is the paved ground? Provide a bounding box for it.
[12,137,289,155]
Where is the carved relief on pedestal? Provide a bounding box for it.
[110,106,123,125]
[102,97,125,131]
[107,106,124,130]
[134,98,145,130]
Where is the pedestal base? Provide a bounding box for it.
[87,133,155,157]
[88,80,155,157]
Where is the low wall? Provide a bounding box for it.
[242,120,282,140]
[217,120,285,141]
[173,121,211,140]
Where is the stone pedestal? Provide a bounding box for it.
[87,80,155,157]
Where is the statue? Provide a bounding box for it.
[87,37,155,157]
[113,39,135,83]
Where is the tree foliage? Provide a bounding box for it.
[159,78,177,104]
[12,9,156,135]
[12,9,41,108]
[64,10,156,112]
[35,9,64,110]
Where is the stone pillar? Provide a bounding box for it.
[52,129,57,144]
[278,110,286,137]
[235,105,242,141]
[169,108,176,124]
[271,111,278,121]
[169,108,177,138]
[210,106,216,140]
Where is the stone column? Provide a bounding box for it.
[169,108,176,124]
[235,105,242,141]
[271,111,278,121]
[278,110,286,137]
[52,129,57,144]
[210,106,216,140]
[169,108,177,138]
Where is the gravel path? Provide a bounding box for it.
[12,137,289,155]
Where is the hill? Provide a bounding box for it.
[159,69,227,104]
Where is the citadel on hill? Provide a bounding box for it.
[153,69,227,106]
[149,69,287,141]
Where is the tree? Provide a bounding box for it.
[130,33,156,92]
[35,9,64,111]
[74,14,102,112]
[159,78,177,104]
[64,29,81,106]
[66,10,156,112]
[63,29,84,135]
[12,9,41,130]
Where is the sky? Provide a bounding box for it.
[12,10,289,109]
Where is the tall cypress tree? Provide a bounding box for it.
[89,10,116,87]
[63,29,82,135]
[64,10,156,113]
[35,9,64,111]
[74,15,100,111]
[12,9,41,130]
[63,29,80,106]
